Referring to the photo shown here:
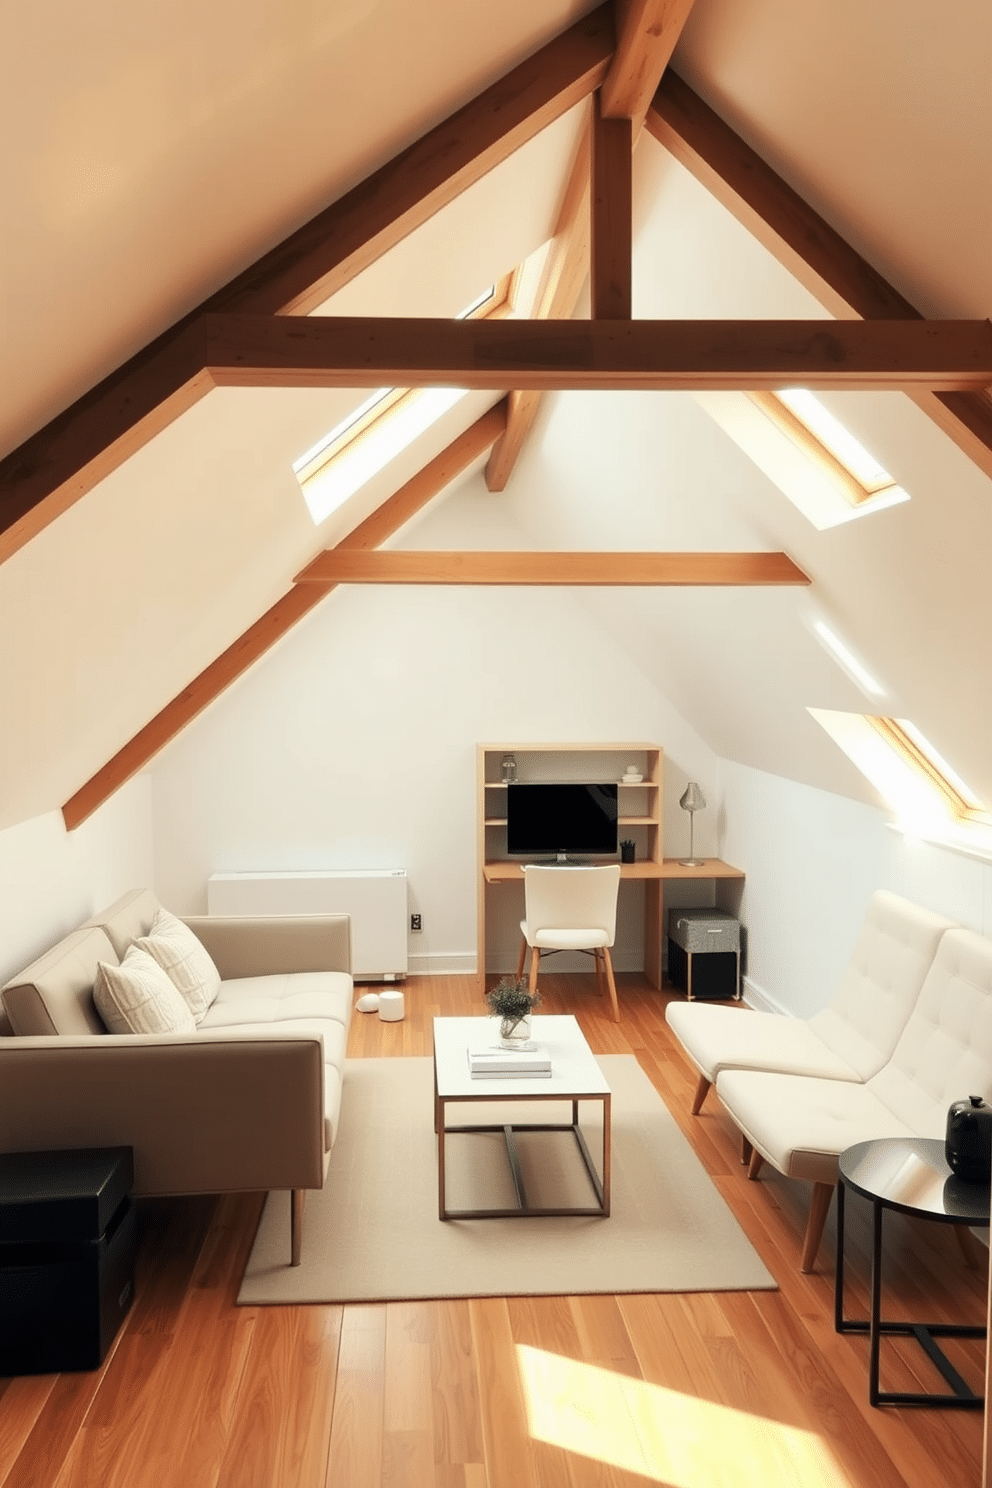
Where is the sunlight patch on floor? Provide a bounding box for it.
[516,1344,851,1487]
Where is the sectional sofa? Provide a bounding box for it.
[666,891,992,1270]
[0,889,354,1265]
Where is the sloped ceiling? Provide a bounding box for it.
[1,0,991,831]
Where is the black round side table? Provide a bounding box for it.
[835,1136,989,1408]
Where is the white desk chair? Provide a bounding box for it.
[516,864,622,1023]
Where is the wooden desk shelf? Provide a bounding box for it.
[476,744,743,993]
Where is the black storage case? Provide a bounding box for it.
[668,940,740,1000]
[667,908,741,1001]
[0,1147,135,1375]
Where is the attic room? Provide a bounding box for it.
[1,0,991,1483]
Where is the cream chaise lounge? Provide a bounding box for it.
[0,888,353,1265]
[716,925,992,1271]
[665,891,953,1116]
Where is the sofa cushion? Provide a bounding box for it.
[94,946,198,1036]
[136,907,221,1023]
[806,890,954,1079]
[198,972,353,1032]
[665,1002,863,1084]
[715,1068,916,1185]
[868,926,992,1132]
[2,927,116,1036]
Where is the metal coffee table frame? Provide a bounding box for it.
[433,1015,611,1221]
[835,1136,988,1408]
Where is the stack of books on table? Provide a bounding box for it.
[467,1046,552,1079]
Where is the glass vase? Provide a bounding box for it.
[498,1012,533,1049]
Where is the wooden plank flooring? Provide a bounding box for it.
[0,973,987,1487]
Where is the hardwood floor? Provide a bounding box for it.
[1,973,987,1487]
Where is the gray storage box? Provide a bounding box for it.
[668,909,740,955]
[667,909,741,1001]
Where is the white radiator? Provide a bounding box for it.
[206,870,408,980]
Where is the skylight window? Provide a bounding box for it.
[299,387,468,524]
[809,708,989,838]
[772,389,895,494]
[294,277,512,526]
[694,389,909,531]
[293,387,398,484]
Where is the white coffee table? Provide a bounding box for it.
[432,1014,612,1220]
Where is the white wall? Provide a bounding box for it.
[721,758,992,1017]
[0,774,155,990]
[149,566,721,973]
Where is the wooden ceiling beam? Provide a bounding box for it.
[484,121,592,490]
[294,550,809,587]
[0,6,614,567]
[61,402,508,830]
[487,1,698,491]
[591,98,633,319]
[601,0,698,126]
[648,71,992,480]
[203,315,992,392]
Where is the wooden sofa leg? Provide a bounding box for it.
[691,1074,711,1115]
[291,1188,305,1267]
[741,1136,753,1166]
[747,1149,764,1181]
[800,1183,834,1273]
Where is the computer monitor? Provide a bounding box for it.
[506,782,618,860]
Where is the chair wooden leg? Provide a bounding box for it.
[515,936,527,981]
[291,1188,305,1267]
[800,1182,834,1273]
[747,1149,764,1181]
[602,946,620,1022]
[690,1073,711,1115]
[594,949,605,998]
[741,1136,753,1165]
[528,946,540,997]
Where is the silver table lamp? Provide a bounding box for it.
[679,783,706,866]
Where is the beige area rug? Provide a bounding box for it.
[238,1055,776,1304]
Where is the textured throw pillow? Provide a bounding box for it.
[93,946,197,1035]
[135,907,221,1024]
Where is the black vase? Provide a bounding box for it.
[945,1095,992,1183]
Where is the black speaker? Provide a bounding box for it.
[667,939,740,1001]
[0,1148,135,1374]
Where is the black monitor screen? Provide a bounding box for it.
[506,783,618,858]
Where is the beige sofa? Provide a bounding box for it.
[716,924,992,1270]
[666,891,992,1271]
[666,891,954,1116]
[0,889,354,1265]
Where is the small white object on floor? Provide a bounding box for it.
[355,992,380,1013]
[378,989,405,1022]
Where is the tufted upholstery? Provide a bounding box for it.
[715,927,992,1208]
[868,927,992,1130]
[665,891,952,1099]
[806,891,956,1079]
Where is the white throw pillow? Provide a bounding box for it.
[94,946,197,1035]
[135,907,221,1024]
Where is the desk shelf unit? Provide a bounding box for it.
[477,743,744,994]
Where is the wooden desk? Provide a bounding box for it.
[481,857,744,991]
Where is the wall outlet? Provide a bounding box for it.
[410,913,422,932]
